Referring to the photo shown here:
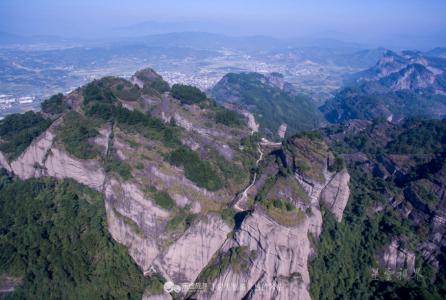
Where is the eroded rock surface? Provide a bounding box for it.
[379,239,416,275]
[9,124,56,179]
[0,122,106,191]
[45,147,105,190]
[154,214,231,284]
[200,210,312,300]
[105,199,162,272]
[0,69,356,300]
[320,169,350,222]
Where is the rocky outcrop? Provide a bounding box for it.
[242,111,259,133]
[104,178,170,271]
[294,169,332,236]
[105,199,162,272]
[0,68,357,300]
[379,239,415,275]
[103,178,231,288]
[320,169,350,222]
[132,68,165,88]
[154,214,231,284]
[322,50,446,123]
[9,125,55,179]
[277,123,287,139]
[44,147,105,191]
[200,210,312,300]
[105,179,170,227]
[0,121,106,191]
[227,140,350,300]
[172,112,237,161]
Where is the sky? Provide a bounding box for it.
[1,0,445,49]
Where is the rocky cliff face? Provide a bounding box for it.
[188,134,351,300]
[0,119,106,191]
[0,68,354,300]
[194,171,350,300]
[8,120,58,180]
[45,148,106,190]
[154,214,231,284]
[320,169,350,222]
[199,210,313,300]
[379,239,416,275]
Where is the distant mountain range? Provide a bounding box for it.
[263,47,387,69]
[426,47,446,58]
[321,50,446,122]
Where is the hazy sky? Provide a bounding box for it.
[1,0,445,48]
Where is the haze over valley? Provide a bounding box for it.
[1,1,446,300]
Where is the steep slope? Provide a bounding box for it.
[0,68,258,298]
[0,175,160,299]
[0,71,351,299]
[188,133,350,300]
[211,72,322,139]
[311,119,446,299]
[5,66,442,300]
[321,50,446,122]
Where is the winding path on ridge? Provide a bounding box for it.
[233,130,282,211]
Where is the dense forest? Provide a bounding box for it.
[0,111,52,159]
[170,84,207,105]
[310,119,446,299]
[212,72,322,139]
[0,173,163,299]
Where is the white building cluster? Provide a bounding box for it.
[0,94,35,110]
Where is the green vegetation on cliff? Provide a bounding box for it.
[212,72,321,138]
[146,186,175,210]
[261,198,304,226]
[104,158,132,180]
[83,79,116,105]
[0,111,51,159]
[41,93,65,114]
[167,146,223,191]
[171,84,207,105]
[113,82,141,101]
[57,112,99,160]
[142,78,170,94]
[83,80,180,147]
[214,107,245,127]
[321,87,446,124]
[196,246,257,285]
[0,174,160,299]
[310,119,446,299]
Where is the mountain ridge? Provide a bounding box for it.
[211,72,322,139]
[322,50,446,122]
[0,67,350,299]
[0,66,445,300]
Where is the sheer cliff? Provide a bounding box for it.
[6,66,444,299]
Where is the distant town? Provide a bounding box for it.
[0,95,40,119]
[0,35,366,119]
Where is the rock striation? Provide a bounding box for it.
[320,169,350,222]
[197,208,318,300]
[153,214,231,284]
